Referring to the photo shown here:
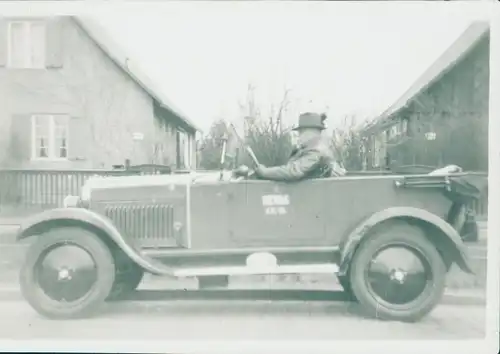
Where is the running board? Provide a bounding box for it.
[171,263,339,277]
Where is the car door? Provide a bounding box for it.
[228,178,328,247]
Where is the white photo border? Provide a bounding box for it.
[0,1,497,353]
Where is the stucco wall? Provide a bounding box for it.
[0,17,175,169]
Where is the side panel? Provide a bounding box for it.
[189,182,238,249]
[322,177,453,246]
[189,179,329,248]
[229,180,327,247]
[190,176,453,250]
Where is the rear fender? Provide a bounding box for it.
[337,207,473,276]
[17,208,169,276]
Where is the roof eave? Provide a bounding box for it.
[365,21,489,133]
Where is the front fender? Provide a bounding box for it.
[337,206,473,276]
[17,208,169,276]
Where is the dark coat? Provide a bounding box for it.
[255,136,338,181]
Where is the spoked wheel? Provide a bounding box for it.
[349,221,446,322]
[19,227,115,319]
[106,257,144,301]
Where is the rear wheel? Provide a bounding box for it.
[349,221,446,322]
[19,227,115,319]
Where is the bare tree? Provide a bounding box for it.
[238,85,294,167]
[197,119,232,170]
[330,115,365,170]
[198,86,370,172]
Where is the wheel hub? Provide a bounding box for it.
[57,268,73,281]
[389,269,407,284]
[366,246,431,305]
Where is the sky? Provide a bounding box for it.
[86,2,491,134]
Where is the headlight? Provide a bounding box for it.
[63,195,80,208]
[81,175,102,201]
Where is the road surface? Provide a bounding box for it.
[0,298,486,341]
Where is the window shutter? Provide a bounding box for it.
[68,116,87,161]
[0,18,7,67]
[45,17,63,68]
[9,114,32,163]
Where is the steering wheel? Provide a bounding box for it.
[231,168,257,182]
[218,130,260,182]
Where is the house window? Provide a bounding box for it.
[177,129,191,169]
[31,114,69,160]
[7,20,46,69]
[401,119,408,134]
[390,124,400,137]
[386,124,401,141]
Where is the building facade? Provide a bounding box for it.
[362,22,489,172]
[0,16,199,171]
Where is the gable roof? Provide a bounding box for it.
[368,21,489,131]
[74,16,201,133]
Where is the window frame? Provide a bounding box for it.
[6,20,46,69]
[30,114,69,161]
[401,119,408,134]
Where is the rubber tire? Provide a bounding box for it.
[106,260,144,301]
[19,227,116,320]
[349,221,446,322]
[338,274,357,302]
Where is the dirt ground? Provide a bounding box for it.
[0,299,486,341]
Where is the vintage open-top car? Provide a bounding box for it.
[15,140,487,322]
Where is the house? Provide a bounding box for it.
[361,21,489,172]
[0,16,200,171]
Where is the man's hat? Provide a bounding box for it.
[292,112,327,131]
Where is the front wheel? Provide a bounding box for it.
[19,227,116,319]
[349,221,446,322]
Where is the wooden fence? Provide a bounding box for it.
[0,168,489,220]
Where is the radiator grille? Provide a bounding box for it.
[104,203,176,246]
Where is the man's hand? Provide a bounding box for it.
[232,164,251,177]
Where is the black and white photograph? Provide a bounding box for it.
[0,1,497,353]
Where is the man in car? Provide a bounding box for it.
[235,112,346,181]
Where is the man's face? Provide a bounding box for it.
[297,128,320,145]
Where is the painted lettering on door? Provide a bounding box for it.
[262,194,290,215]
